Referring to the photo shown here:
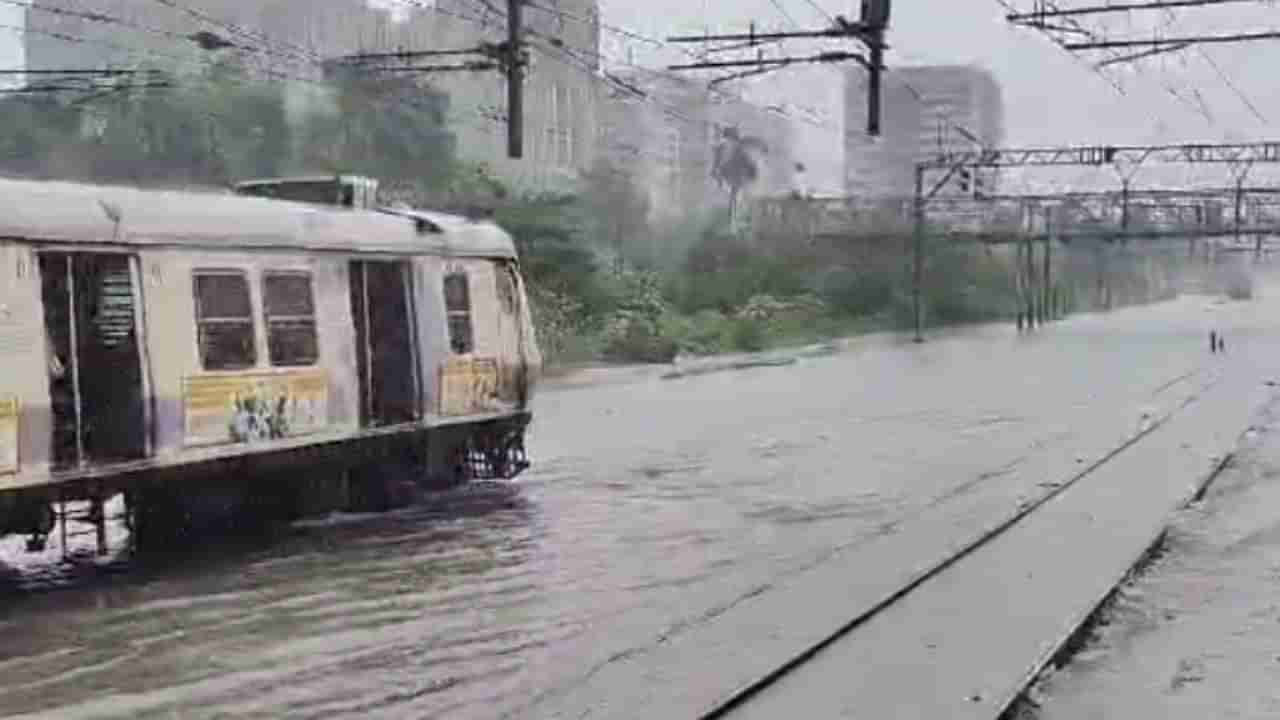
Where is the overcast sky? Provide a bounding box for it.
[3,2,1278,191]
[602,0,1280,192]
[0,4,22,89]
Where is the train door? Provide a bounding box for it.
[491,260,529,406]
[39,252,148,468]
[349,260,419,427]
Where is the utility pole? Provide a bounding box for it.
[912,164,925,342]
[506,0,524,159]
[1043,206,1053,322]
[667,1,891,137]
[1233,175,1244,249]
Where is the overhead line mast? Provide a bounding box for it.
[666,0,891,137]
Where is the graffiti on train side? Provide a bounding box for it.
[184,371,327,446]
[439,357,502,416]
[0,396,17,474]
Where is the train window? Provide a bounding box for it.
[444,271,474,354]
[193,271,256,370]
[263,271,319,367]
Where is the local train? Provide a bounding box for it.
[0,175,541,553]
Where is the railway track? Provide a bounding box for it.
[693,369,1235,720]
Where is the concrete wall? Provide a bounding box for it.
[845,65,1005,199]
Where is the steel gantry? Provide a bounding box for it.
[906,140,1280,341]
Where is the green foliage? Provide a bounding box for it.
[495,191,611,320]
[668,229,810,314]
[815,267,896,318]
[712,127,769,220]
[0,60,456,192]
[580,159,652,266]
[728,316,768,352]
[299,65,455,189]
[598,271,678,363]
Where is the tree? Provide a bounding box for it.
[0,60,295,187]
[580,159,651,270]
[303,65,456,192]
[711,126,769,226]
[0,60,459,196]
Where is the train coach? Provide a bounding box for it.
[0,175,541,553]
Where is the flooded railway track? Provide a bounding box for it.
[696,372,1236,720]
[520,362,1230,720]
[3,293,1271,720]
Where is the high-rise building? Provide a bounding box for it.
[597,71,714,223]
[597,72,797,224]
[845,65,1004,200]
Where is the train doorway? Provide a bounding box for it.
[349,260,419,427]
[38,252,148,468]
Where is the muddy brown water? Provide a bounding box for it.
[0,294,1272,719]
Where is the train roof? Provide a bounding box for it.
[0,177,518,259]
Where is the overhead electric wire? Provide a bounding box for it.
[798,0,837,23]
[140,0,321,63]
[12,0,321,69]
[1000,0,1277,130]
[427,0,845,133]
[0,20,488,131]
[1151,4,1268,125]
[8,0,822,171]
[994,0,1222,127]
[1005,0,1267,21]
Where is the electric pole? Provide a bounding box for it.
[506,0,524,159]
[666,0,891,137]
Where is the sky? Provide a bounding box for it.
[3,2,1280,191]
[601,0,1280,192]
[0,4,22,90]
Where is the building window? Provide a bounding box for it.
[193,271,256,370]
[263,271,319,367]
[444,271,474,354]
[546,84,560,166]
[561,86,574,166]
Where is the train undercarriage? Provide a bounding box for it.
[0,414,531,557]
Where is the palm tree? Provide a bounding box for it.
[711,126,769,227]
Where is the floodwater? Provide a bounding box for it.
[0,290,1274,719]
[1028,382,1280,719]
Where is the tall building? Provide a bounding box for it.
[597,71,798,224]
[845,65,1004,199]
[22,0,602,193]
[597,71,714,223]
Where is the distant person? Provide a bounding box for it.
[1210,330,1217,354]
[1218,334,1226,353]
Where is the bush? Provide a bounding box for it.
[816,267,896,317]
[597,270,680,363]
[600,311,678,363]
[729,317,768,352]
[528,285,588,365]
[659,309,732,356]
